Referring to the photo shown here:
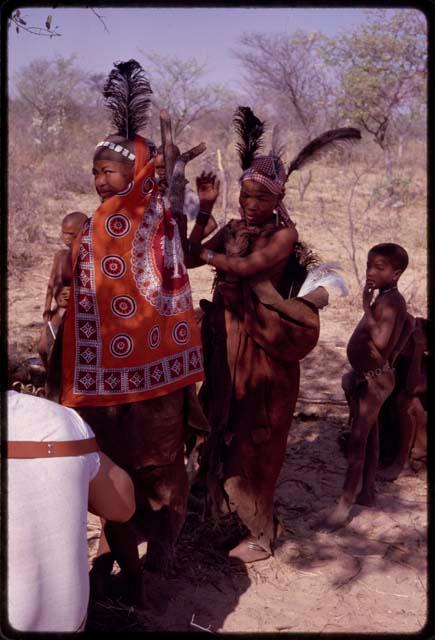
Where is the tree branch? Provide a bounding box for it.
[87,7,109,33]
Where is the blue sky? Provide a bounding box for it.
[7,6,400,91]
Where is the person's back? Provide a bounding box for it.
[7,390,99,632]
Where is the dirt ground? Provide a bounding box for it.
[84,413,427,634]
[7,194,427,634]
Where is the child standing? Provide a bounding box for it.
[315,243,413,530]
[38,211,87,369]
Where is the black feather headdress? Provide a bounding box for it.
[102,59,152,139]
[286,127,361,181]
[233,106,265,170]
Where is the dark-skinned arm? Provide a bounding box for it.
[185,171,221,268]
[42,252,61,320]
[185,226,226,269]
[199,226,298,278]
[187,172,219,251]
[363,286,398,352]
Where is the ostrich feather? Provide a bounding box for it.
[298,262,349,297]
[270,123,285,159]
[102,59,152,139]
[233,106,265,170]
[286,127,361,180]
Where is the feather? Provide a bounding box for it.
[102,59,152,139]
[233,106,265,170]
[298,262,349,297]
[294,242,320,269]
[270,123,285,159]
[286,127,361,180]
[269,123,286,182]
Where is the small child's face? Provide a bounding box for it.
[366,252,401,290]
[61,221,81,247]
[92,159,134,202]
[239,180,281,226]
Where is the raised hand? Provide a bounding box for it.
[196,171,220,210]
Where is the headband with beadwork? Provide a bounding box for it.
[95,140,135,161]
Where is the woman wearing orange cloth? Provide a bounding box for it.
[59,60,207,606]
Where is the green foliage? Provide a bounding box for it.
[322,9,427,149]
[371,174,416,207]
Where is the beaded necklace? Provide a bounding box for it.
[378,285,398,297]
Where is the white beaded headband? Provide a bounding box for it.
[95,140,135,161]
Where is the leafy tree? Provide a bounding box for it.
[322,9,427,154]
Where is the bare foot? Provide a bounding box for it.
[228,537,271,563]
[310,504,351,532]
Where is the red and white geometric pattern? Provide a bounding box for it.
[111,295,137,318]
[172,321,190,345]
[110,334,134,358]
[147,325,161,350]
[141,176,155,196]
[105,214,131,238]
[131,196,193,316]
[73,206,203,397]
[101,255,126,279]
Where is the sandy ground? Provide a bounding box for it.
[85,415,427,633]
[8,196,427,634]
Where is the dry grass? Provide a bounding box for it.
[7,127,427,367]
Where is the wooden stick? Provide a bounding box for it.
[159,109,179,183]
[169,142,206,217]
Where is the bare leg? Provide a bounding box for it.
[356,420,379,505]
[317,416,371,531]
[312,372,394,531]
[378,394,415,481]
[37,326,49,371]
[89,520,114,601]
[104,520,145,607]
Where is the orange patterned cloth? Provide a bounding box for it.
[61,136,204,407]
